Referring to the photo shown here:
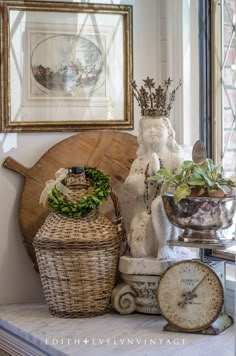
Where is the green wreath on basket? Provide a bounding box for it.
[46,167,111,218]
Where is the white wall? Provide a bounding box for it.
[0,0,161,304]
[162,0,200,145]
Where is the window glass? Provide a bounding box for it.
[212,0,236,257]
[222,0,236,178]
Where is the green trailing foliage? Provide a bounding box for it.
[149,159,236,203]
[47,167,110,218]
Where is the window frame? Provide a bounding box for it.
[200,0,236,262]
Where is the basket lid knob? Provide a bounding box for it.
[66,166,92,200]
[68,166,85,175]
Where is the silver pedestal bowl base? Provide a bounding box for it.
[180,229,228,245]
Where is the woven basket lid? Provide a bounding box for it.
[34,210,119,250]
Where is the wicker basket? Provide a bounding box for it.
[33,188,125,318]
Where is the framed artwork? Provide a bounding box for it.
[0,1,133,132]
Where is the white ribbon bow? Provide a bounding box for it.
[39,168,71,206]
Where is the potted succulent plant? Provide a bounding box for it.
[149,158,236,203]
[149,157,236,245]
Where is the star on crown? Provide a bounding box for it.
[131,77,181,117]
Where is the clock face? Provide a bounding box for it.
[157,260,224,332]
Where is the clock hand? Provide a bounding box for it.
[178,273,209,308]
[189,273,209,295]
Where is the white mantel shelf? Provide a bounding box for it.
[0,304,235,356]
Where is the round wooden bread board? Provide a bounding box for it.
[3,130,138,270]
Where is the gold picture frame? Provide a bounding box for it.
[0,1,133,132]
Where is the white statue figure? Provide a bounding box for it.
[125,116,191,260]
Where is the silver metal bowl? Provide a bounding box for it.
[162,193,236,244]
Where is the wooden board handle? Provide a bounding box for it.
[3,157,29,177]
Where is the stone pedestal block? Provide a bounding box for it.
[112,256,172,314]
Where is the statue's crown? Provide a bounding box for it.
[131,77,181,117]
